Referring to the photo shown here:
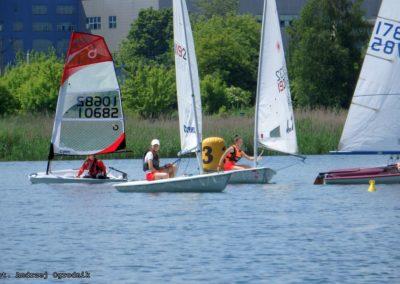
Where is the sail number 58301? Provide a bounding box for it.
[76,96,119,118]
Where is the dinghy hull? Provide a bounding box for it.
[29,169,126,184]
[227,167,276,184]
[114,172,231,193]
[316,166,400,185]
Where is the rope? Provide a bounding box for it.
[274,158,305,172]
[180,157,190,176]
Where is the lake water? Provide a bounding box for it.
[1,155,399,283]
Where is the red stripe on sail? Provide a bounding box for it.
[97,133,126,154]
[61,32,113,84]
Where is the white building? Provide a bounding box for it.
[80,0,160,52]
[80,0,382,53]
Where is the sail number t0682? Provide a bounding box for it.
[76,96,119,118]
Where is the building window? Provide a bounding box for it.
[13,39,24,53]
[56,5,74,15]
[280,20,285,27]
[56,39,69,54]
[32,39,52,52]
[33,23,52,32]
[86,17,101,30]
[109,16,117,29]
[13,22,23,32]
[57,23,75,32]
[32,5,48,15]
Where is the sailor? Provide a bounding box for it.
[218,135,256,171]
[143,139,177,181]
[76,155,107,179]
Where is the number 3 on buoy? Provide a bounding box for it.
[202,146,213,164]
[202,137,226,172]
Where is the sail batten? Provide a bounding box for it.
[50,32,125,156]
[339,0,400,152]
[255,0,298,155]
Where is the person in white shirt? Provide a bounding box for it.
[143,139,177,181]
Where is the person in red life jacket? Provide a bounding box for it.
[76,155,107,179]
[218,135,257,171]
[143,139,177,181]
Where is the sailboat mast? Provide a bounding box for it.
[254,0,268,168]
[46,143,54,175]
[179,0,203,174]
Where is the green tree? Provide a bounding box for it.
[201,74,227,114]
[0,84,19,116]
[225,86,251,109]
[122,65,176,118]
[287,0,369,108]
[117,8,173,70]
[195,14,260,96]
[196,0,239,18]
[0,50,63,113]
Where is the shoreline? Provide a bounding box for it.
[0,109,346,161]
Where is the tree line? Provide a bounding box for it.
[0,0,370,117]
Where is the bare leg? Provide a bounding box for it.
[232,164,251,170]
[239,164,252,169]
[170,165,177,178]
[154,172,169,180]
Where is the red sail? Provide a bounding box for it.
[61,32,113,84]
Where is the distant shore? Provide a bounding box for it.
[0,109,346,161]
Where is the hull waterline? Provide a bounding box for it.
[29,169,126,184]
[114,172,231,193]
[315,165,400,185]
[222,167,276,184]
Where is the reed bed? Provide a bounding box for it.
[0,108,347,161]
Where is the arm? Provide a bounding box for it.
[242,151,255,161]
[148,159,156,173]
[218,146,233,170]
[99,160,107,175]
[77,162,88,177]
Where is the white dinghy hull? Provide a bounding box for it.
[29,169,126,184]
[228,167,276,184]
[114,172,231,193]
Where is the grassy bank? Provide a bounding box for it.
[0,109,346,161]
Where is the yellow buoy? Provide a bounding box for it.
[368,180,376,192]
[202,137,226,172]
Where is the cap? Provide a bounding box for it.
[151,139,160,146]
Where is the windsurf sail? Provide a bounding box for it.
[338,0,400,153]
[254,0,298,158]
[50,32,125,157]
[173,0,203,171]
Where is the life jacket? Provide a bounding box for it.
[87,158,104,177]
[143,150,160,172]
[225,145,242,163]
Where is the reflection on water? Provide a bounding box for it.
[0,155,399,282]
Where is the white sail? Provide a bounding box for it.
[173,0,202,155]
[339,0,400,153]
[255,0,298,154]
[51,32,126,156]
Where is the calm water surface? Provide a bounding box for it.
[0,155,399,283]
